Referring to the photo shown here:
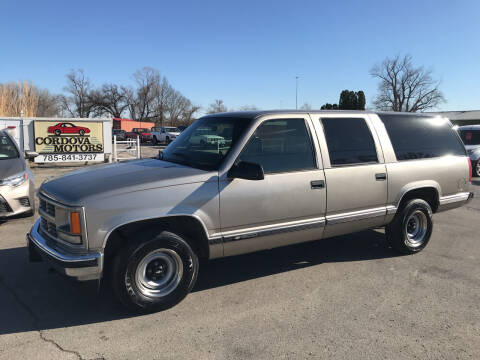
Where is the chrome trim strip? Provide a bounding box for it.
[210,217,326,244]
[386,205,397,215]
[438,192,471,205]
[326,207,386,225]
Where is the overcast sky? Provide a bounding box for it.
[1,0,479,113]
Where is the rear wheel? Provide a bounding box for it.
[153,136,158,145]
[79,129,85,136]
[54,129,61,136]
[386,199,433,254]
[112,231,199,313]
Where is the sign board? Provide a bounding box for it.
[33,121,105,162]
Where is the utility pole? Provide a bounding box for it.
[295,76,299,110]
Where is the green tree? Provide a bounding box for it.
[338,90,366,110]
[320,103,338,110]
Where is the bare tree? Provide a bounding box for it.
[207,99,227,114]
[0,81,38,117]
[58,69,95,117]
[36,88,60,117]
[239,105,258,111]
[299,102,312,110]
[91,83,129,118]
[370,55,445,112]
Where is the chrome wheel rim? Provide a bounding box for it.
[476,161,480,177]
[405,210,428,247]
[135,249,183,298]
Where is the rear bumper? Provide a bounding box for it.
[27,219,103,281]
[437,191,474,212]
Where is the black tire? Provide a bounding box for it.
[474,160,480,177]
[112,230,198,313]
[165,136,170,145]
[386,199,433,254]
[79,129,85,136]
[54,129,61,136]
[153,136,158,145]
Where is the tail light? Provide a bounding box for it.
[468,158,472,182]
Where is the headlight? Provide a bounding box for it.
[56,210,83,244]
[0,172,28,187]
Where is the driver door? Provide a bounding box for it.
[219,115,327,256]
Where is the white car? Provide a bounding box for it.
[151,127,181,145]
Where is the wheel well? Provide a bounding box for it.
[398,187,439,213]
[103,216,209,265]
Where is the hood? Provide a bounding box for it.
[0,158,25,180]
[41,159,216,205]
[465,144,480,152]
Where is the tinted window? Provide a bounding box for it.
[162,116,252,171]
[458,129,480,145]
[0,134,19,159]
[321,117,378,166]
[238,119,316,174]
[380,115,466,160]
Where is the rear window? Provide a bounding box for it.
[458,129,480,145]
[379,114,466,160]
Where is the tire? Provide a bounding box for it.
[54,129,61,136]
[166,136,170,145]
[474,160,480,177]
[79,129,85,136]
[386,199,433,254]
[153,136,158,145]
[112,230,199,313]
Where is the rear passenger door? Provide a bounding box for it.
[310,114,388,238]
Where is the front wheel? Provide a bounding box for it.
[152,136,158,145]
[79,129,85,136]
[386,199,433,254]
[112,231,199,313]
[474,160,480,177]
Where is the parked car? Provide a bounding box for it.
[125,128,151,143]
[48,122,90,136]
[150,126,181,145]
[28,111,473,312]
[457,125,480,177]
[0,130,35,218]
[112,129,127,141]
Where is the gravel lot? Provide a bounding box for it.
[0,160,479,360]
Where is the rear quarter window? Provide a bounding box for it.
[458,129,480,145]
[379,114,466,160]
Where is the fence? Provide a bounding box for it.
[113,135,141,162]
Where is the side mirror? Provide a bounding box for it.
[228,161,264,180]
[25,151,39,159]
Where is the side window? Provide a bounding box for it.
[239,118,316,174]
[321,117,378,166]
[380,114,466,160]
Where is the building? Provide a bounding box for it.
[113,118,155,132]
[428,110,480,126]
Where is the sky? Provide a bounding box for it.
[1,0,479,114]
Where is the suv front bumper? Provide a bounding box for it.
[27,219,103,281]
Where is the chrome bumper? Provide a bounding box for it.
[27,219,103,281]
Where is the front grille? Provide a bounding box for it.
[40,217,57,238]
[39,198,55,217]
[18,197,30,207]
[0,195,12,213]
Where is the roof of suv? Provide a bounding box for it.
[203,110,444,119]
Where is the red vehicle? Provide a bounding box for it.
[125,128,152,143]
[47,122,91,136]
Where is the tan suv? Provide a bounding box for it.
[28,111,473,312]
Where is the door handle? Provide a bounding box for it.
[375,173,387,181]
[311,180,325,189]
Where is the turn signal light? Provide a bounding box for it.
[70,212,82,234]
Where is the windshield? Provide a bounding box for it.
[161,116,252,171]
[458,129,480,145]
[165,127,178,132]
[137,128,149,133]
[0,134,20,160]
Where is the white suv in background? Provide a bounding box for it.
[151,127,181,145]
[458,125,480,177]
